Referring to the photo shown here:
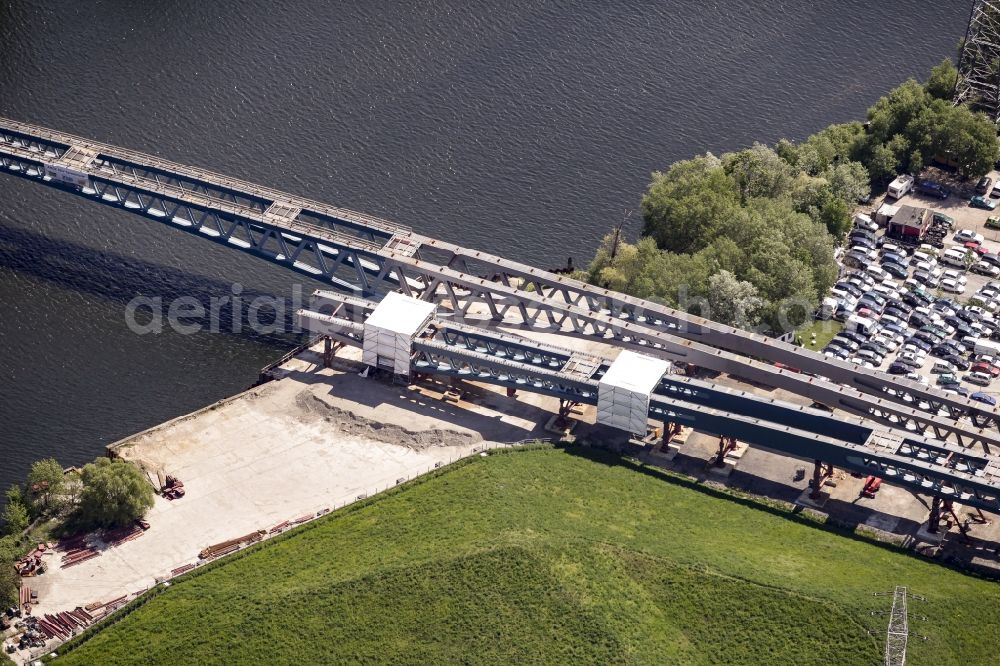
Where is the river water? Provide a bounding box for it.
[0,1,970,501]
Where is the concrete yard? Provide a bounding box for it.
[27,343,570,619]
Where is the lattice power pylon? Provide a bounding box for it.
[884,586,909,666]
[955,0,1000,121]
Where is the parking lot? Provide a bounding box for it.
[820,170,1000,406]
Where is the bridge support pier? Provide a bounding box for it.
[927,497,942,534]
[323,337,334,368]
[713,436,738,468]
[809,460,834,500]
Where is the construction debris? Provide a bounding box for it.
[162,475,186,500]
[198,530,265,560]
[58,533,99,569]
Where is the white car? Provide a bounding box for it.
[965,371,993,386]
[901,344,927,358]
[905,372,929,386]
[968,305,989,318]
[940,278,966,294]
[974,261,1000,278]
[971,322,994,338]
[871,335,899,352]
[914,261,941,278]
[898,351,925,368]
[955,229,985,245]
[941,269,968,285]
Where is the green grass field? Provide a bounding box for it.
[53,446,1000,665]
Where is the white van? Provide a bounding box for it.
[853,213,877,232]
[846,314,876,336]
[940,248,968,268]
[974,339,1000,357]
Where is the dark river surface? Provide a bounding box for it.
[0,1,971,503]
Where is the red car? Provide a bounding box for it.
[971,361,1000,377]
[965,241,989,255]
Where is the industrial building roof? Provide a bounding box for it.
[365,291,436,337]
[600,350,670,393]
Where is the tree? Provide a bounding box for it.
[26,458,65,515]
[907,99,1000,178]
[77,458,154,528]
[925,58,958,100]
[2,501,28,536]
[867,142,900,184]
[792,122,868,173]
[706,270,764,329]
[867,79,930,146]
[822,160,870,206]
[818,196,851,240]
[640,154,739,253]
[722,143,794,202]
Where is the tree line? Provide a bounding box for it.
[584,58,1000,333]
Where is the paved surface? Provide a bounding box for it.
[25,343,571,621]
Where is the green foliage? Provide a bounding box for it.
[53,449,1000,666]
[867,141,900,183]
[722,142,795,201]
[26,458,65,516]
[2,500,29,536]
[706,270,764,328]
[907,98,1000,178]
[640,153,739,253]
[791,121,867,173]
[822,160,870,207]
[925,57,958,100]
[77,458,154,529]
[867,79,930,147]
[0,535,22,608]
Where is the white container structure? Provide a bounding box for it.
[361,291,436,377]
[597,350,671,434]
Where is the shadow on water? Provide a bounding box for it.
[0,223,321,349]
[555,442,1000,581]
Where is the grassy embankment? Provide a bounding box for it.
[52,446,1000,665]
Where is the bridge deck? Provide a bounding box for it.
[3,115,1000,507]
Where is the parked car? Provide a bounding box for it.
[887,361,911,375]
[931,360,956,374]
[970,195,997,210]
[882,262,908,279]
[945,354,971,371]
[965,371,993,386]
[936,373,961,386]
[987,216,1000,230]
[940,278,965,294]
[971,361,1000,377]
[917,180,949,199]
[977,175,994,195]
[974,261,1000,277]
[971,391,997,406]
[955,229,985,244]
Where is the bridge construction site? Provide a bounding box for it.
[2,116,1000,649]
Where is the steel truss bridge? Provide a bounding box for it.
[299,291,1000,513]
[2,117,1000,512]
